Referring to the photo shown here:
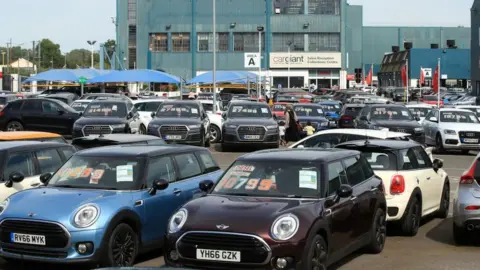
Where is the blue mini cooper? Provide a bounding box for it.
[0,145,222,267]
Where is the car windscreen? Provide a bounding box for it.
[313,96,333,102]
[355,149,397,170]
[71,102,89,112]
[461,108,480,117]
[320,104,340,112]
[201,103,214,112]
[83,102,127,117]
[370,107,413,121]
[156,103,200,118]
[48,155,143,190]
[212,161,321,198]
[423,96,437,101]
[197,94,214,100]
[408,107,430,118]
[343,106,363,116]
[440,111,480,123]
[49,97,69,104]
[228,104,272,118]
[272,104,286,112]
[294,105,324,116]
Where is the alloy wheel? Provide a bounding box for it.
[443,185,450,212]
[311,240,327,270]
[375,212,387,248]
[210,127,218,142]
[7,122,22,131]
[111,230,136,266]
[411,201,420,229]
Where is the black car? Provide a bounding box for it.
[72,134,166,150]
[147,100,210,147]
[221,101,279,151]
[0,98,80,135]
[45,93,78,105]
[293,103,331,131]
[339,104,365,128]
[0,94,19,110]
[355,104,425,144]
[72,99,141,139]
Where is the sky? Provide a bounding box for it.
[0,0,473,52]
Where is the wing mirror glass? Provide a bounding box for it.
[337,184,353,198]
[151,112,156,118]
[199,179,214,192]
[40,172,52,184]
[149,179,169,195]
[433,158,443,172]
[5,172,25,188]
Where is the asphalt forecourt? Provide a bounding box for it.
[0,148,478,270]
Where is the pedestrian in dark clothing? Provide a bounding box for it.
[284,104,300,143]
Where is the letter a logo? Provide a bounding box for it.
[248,58,256,66]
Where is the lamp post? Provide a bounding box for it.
[212,0,217,112]
[257,26,264,101]
[286,40,292,88]
[87,40,97,68]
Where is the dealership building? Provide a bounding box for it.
[116,0,470,89]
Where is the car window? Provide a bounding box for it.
[4,152,35,180]
[35,148,64,174]
[174,153,202,179]
[146,156,176,186]
[23,99,42,111]
[59,147,75,160]
[197,151,220,173]
[342,134,367,143]
[327,161,347,196]
[146,139,166,145]
[299,134,342,148]
[358,155,374,178]
[398,148,420,170]
[42,100,61,113]
[145,102,162,111]
[343,156,366,186]
[134,102,146,111]
[5,100,23,111]
[413,147,432,168]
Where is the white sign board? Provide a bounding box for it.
[244,53,260,68]
[422,68,432,78]
[441,74,448,79]
[269,52,342,68]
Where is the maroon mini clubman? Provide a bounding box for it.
[164,148,387,269]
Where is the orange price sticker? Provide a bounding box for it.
[69,167,83,177]
[222,176,238,189]
[245,178,260,190]
[258,179,274,191]
[80,168,93,177]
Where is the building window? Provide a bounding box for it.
[233,33,265,52]
[172,33,190,52]
[308,0,340,15]
[127,0,136,25]
[308,33,340,51]
[272,33,304,52]
[197,33,229,52]
[273,0,305,14]
[149,33,168,52]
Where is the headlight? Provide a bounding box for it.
[148,123,160,129]
[111,124,125,129]
[444,129,457,135]
[270,214,299,241]
[226,124,238,129]
[320,122,328,126]
[266,125,278,129]
[188,124,201,129]
[73,204,100,228]
[168,208,188,234]
[414,127,424,132]
[0,199,10,215]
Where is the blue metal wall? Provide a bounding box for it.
[409,48,470,79]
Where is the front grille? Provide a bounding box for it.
[159,125,188,140]
[237,126,266,141]
[82,125,113,136]
[0,220,69,250]
[459,131,480,143]
[1,244,67,258]
[393,127,414,134]
[177,232,270,264]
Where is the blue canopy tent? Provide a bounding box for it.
[23,69,111,83]
[87,69,181,84]
[186,71,258,85]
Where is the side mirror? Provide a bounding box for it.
[337,184,353,198]
[429,117,438,122]
[5,172,25,188]
[359,115,368,121]
[57,109,65,115]
[415,116,420,121]
[149,179,169,195]
[433,158,443,172]
[273,114,277,120]
[40,172,52,184]
[199,180,214,192]
[151,112,156,118]
[78,111,83,116]
[127,111,133,119]
[222,113,227,120]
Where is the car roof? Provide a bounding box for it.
[73,100,92,103]
[72,134,162,143]
[133,99,166,103]
[318,101,341,104]
[0,131,62,140]
[0,141,68,151]
[90,99,128,104]
[46,93,76,97]
[76,144,205,158]
[237,148,360,163]
[160,100,201,105]
[293,103,321,106]
[406,104,433,108]
[439,108,473,113]
[228,101,268,106]
[366,104,406,108]
[344,103,365,107]
[336,139,421,150]
[456,105,480,108]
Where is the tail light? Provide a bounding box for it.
[216,112,222,115]
[340,115,353,121]
[465,205,480,210]
[460,159,478,185]
[0,111,3,117]
[390,175,405,194]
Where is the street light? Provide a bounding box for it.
[87,40,97,68]
[212,0,217,112]
[286,40,292,88]
[257,26,264,101]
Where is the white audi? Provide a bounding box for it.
[422,108,480,154]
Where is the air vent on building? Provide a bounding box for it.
[447,40,457,48]
[431,44,439,49]
[404,42,413,50]
[392,46,400,53]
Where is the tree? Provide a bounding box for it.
[102,39,116,68]
[0,46,34,65]
[35,39,64,69]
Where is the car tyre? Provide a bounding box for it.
[453,222,469,246]
[435,133,445,153]
[102,223,139,267]
[204,133,211,147]
[365,207,386,254]
[209,125,221,144]
[139,124,147,135]
[461,150,470,155]
[400,196,421,236]
[304,235,327,270]
[6,121,23,131]
[436,180,450,219]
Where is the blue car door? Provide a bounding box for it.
[141,156,186,244]
[172,153,209,201]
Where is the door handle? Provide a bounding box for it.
[173,189,182,194]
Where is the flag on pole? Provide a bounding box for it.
[365,65,373,85]
[433,65,439,93]
[401,64,407,87]
[419,67,425,85]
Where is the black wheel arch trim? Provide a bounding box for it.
[98,209,143,254]
[306,218,331,254]
[400,187,422,220]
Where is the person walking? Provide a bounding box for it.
[284,104,299,143]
